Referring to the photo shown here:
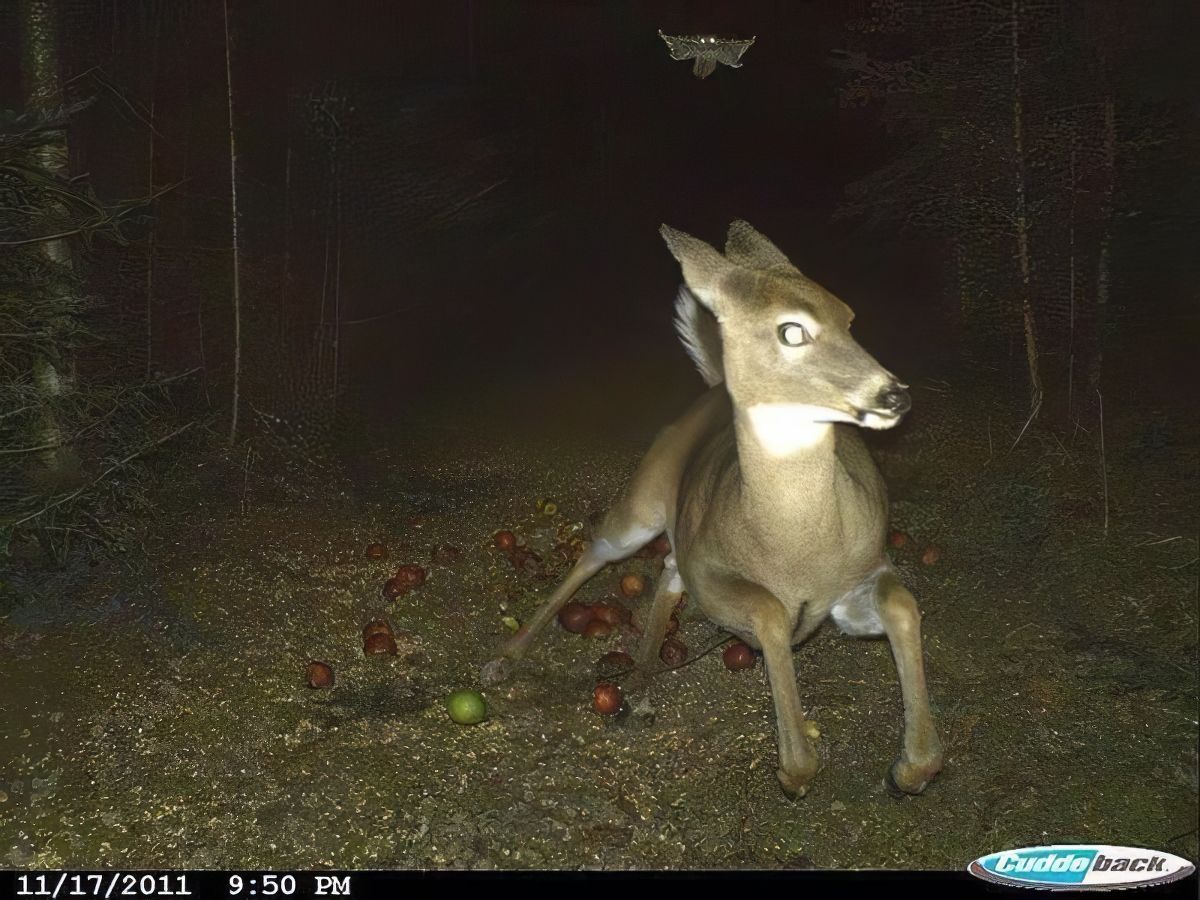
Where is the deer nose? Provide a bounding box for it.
[876,385,911,415]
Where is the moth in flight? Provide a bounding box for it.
[658,30,756,79]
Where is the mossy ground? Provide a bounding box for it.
[1,368,1196,870]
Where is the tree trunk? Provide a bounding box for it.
[18,0,74,481]
[223,0,243,445]
[1010,0,1042,415]
[1066,145,1077,425]
[466,0,477,80]
[145,14,160,380]
[1091,93,1115,400]
[332,172,342,423]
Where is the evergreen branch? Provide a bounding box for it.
[0,178,185,247]
[7,420,196,531]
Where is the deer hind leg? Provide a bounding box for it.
[622,553,684,695]
[835,569,943,794]
[480,500,664,686]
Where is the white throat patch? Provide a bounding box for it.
[743,404,842,456]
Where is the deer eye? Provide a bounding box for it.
[777,322,811,347]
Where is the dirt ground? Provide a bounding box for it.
[1,370,1196,870]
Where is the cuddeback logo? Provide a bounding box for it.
[969,845,1195,890]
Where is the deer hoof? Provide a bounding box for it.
[629,696,657,724]
[776,767,814,800]
[885,759,939,796]
[480,656,513,686]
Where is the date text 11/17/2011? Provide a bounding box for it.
[13,874,352,898]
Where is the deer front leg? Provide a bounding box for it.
[724,581,820,799]
[876,572,943,794]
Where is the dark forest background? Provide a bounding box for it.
[1,0,1197,568]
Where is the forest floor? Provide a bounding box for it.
[1,365,1196,870]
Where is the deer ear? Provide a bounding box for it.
[724,219,795,271]
[660,224,732,312]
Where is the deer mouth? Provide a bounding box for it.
[855,385,911,429]
[856,408,906,430]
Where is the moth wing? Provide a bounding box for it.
[658,30,703,61]
[714,37,755,68]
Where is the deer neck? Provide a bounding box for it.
[732,403,842,516]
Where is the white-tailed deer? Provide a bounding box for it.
[482,221,942,798]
